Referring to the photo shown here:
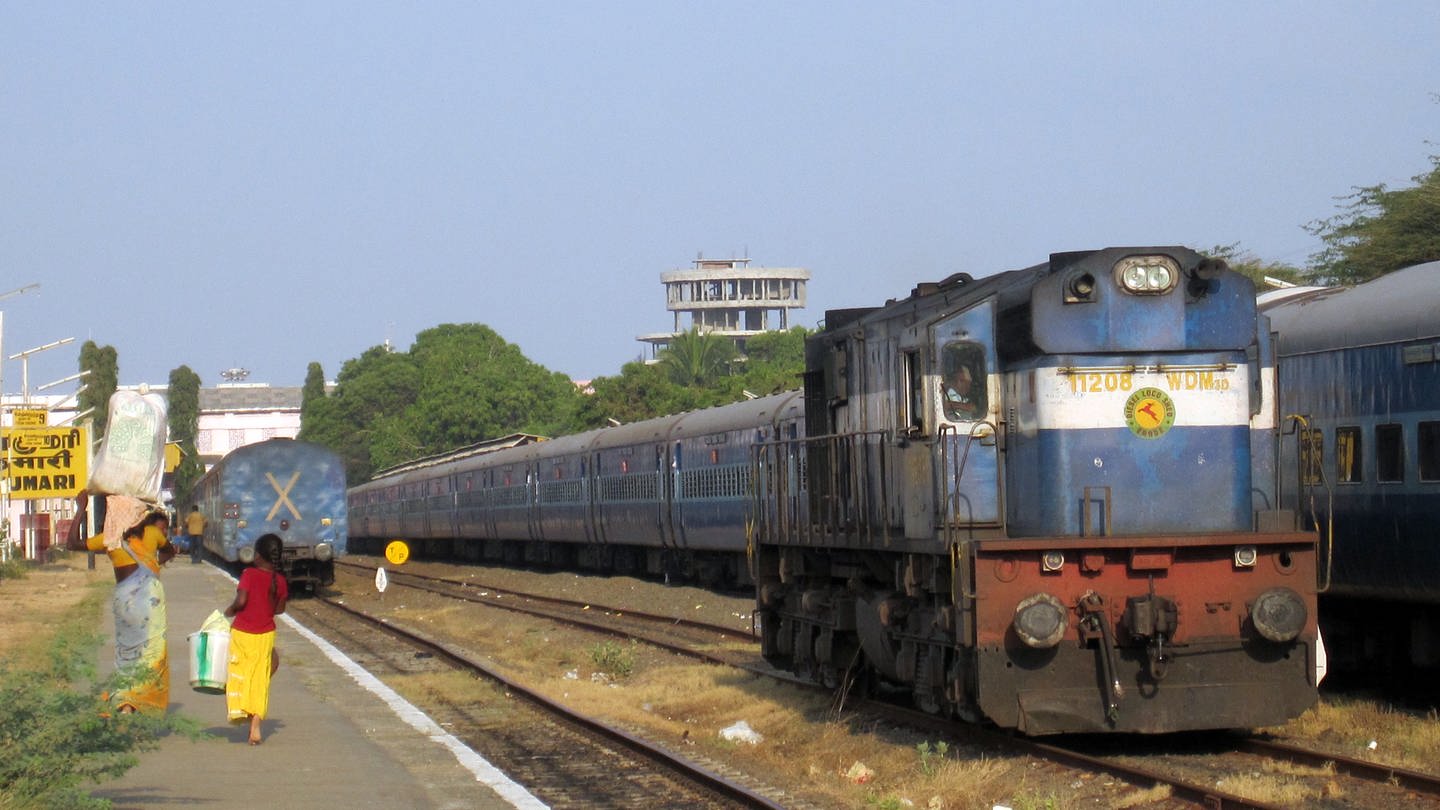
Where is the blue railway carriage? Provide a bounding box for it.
[347,393,805,587]
[1261,262,1440,672]
[194,438,348,591]
[753,246,1321,734]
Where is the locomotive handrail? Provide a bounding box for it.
[1055,361,1237,375]
[749,429,893,548]
[1284,413,1334,593]
[939,420,997,605]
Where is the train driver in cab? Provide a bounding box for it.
[942,350,985,421]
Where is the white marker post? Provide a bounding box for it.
[375,565,388,603]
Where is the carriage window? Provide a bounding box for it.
[1300,428,1324,486]
[1335,427,1362,484]
[941,342,987,422]
[1376,423,1404,482]
[1420,422,1440,482]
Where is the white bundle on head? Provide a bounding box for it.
[102,495,149,551]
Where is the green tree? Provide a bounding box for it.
[1203,244,1305,290]
[166,365,204,500]
[656,328,738,388]
[76,342,118,439]
[302,346,420,483]
[399,324,583,463]
[297,361,327,443]
[1305,154,1440,284]
[576,361,699,428]
[732,327,808,396]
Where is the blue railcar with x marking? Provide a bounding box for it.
[194,437,348,591]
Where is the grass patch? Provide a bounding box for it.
[0,594,207,809]
[1274,695,1440,773]
[588,639,636,679]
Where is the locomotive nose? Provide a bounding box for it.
[1251,587,1307,643]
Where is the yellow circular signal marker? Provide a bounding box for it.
[385,540,410,566]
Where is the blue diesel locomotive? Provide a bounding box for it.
[1261,261,1440,674]
[754,246,1318,734]
[349,246,1321,735]
[195,438,348,590]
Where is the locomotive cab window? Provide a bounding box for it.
[1335,426,1362,484]
[940,342,987,422]
[902,351,924,431]
[1376,423,1405,482]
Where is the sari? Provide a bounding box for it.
[109,538,169,714]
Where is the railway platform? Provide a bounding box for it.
[89,559,545,809]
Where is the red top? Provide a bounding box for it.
[232,566,289,634]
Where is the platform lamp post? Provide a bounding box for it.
[0,282,41,560]
[8,337,76,560]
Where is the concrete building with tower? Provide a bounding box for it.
[637,256,810,359]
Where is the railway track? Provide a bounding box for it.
[331,556,1440,809]
[289,592,801,809]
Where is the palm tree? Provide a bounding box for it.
[657,328,738,387]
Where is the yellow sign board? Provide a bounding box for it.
[1,426,88,499]
[13,409,47,427]
[164,442,183,473]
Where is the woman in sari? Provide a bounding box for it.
[224,533,288,745]
[65,490,176,715]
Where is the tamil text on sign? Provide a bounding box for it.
[1,426,88,499]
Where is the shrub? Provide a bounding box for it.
[0,611,205,809]
[588,639,636,679]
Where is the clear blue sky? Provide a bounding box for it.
[4,3,1437,392]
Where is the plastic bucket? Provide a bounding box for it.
[188,630,230,694]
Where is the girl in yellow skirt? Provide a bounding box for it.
[224,533,289,745]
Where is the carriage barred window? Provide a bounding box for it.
[1335,427,1362,484]
[1420,422,1440,482]
[1376,424,1404,483]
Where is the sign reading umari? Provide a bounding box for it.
[1,426,88,499]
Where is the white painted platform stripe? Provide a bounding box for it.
[280,613,550,809]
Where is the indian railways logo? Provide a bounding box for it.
[1124,387,1176,439]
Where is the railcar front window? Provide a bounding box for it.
[1420,422,1440,482]
[940,342,987,422]
[1377,423,1405,482]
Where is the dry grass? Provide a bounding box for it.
[393,602,1111,809]
[0,553,108,668]
[1274,696,1440,774]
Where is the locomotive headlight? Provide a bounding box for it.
[314,542,333,562]
[1251,587,1307,643]
[321,517,333,526]
[239,546,256,563]
[1013,593,1069,649]
[1234,545,1258,568]
[1041,550,1065,572]
[1115,256,1180,295]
